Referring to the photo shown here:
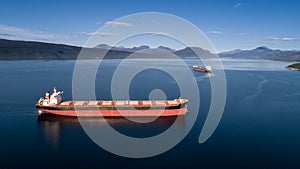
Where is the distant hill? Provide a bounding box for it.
[0,39,215,60]
[157,46,175,52]
[174,47,216,59]
[96,44,151,52]
[0,39,131,60]
[95,44,111,49]
[1,38,300,61]
[0,39,81,60]
[219,46,300,61]
[286,63,300,70]
[96,44,215,59]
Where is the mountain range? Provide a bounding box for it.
[219,46,300,61]
[1,38,300,61]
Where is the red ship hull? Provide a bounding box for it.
[36,100,188,117]
[193,67,210,73]
[36,107,187,117]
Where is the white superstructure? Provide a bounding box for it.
[38,87,63,106]
[205,65,212,72]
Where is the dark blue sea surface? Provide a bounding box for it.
[0,59,300,168]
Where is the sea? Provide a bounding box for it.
[0,59,300,169]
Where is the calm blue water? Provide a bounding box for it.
[0,59,300,168]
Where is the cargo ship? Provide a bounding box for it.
[36,87,188,117]
[193,65,212,73]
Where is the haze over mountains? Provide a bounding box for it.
[1,38,300,61]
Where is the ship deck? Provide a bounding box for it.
[58,100,182,108]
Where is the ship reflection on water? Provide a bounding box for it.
[37,114,187,148]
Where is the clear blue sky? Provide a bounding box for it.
[0,0,299,52]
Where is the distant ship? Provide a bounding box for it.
[193,65,212,73]
[36,87,188,117]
